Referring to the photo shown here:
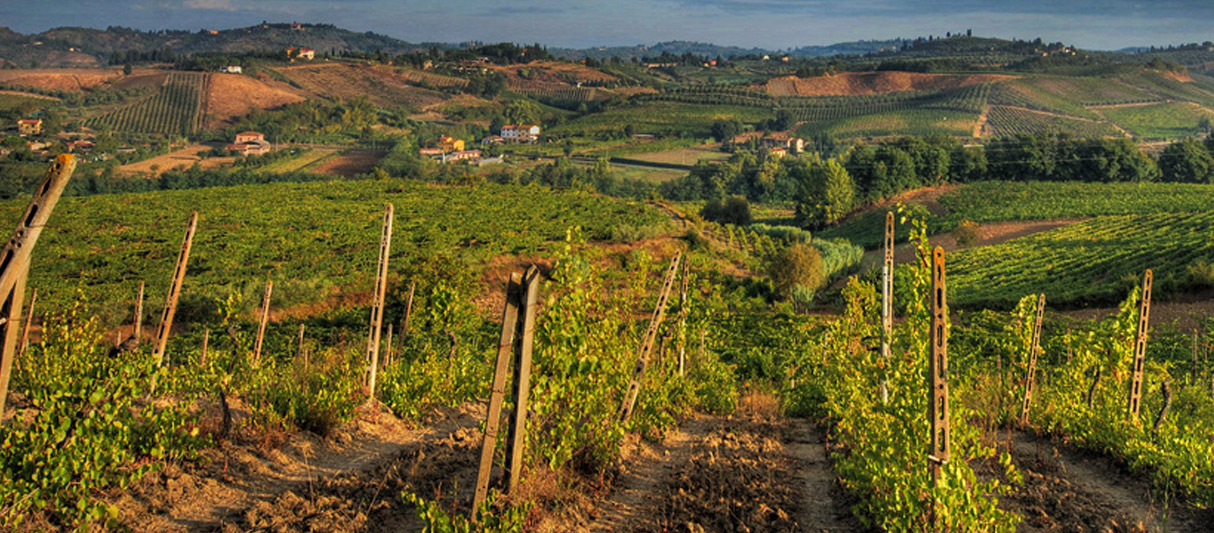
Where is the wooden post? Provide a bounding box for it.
[383,328,394,369]
[504,266,540,494]
[0,155,75,422]
[1126,270,1152,422]
[1193,331,1200,384]
[880,211,894,404]
[200,328,209,366]
[1087,365,1101,409]
[253,280,273,362]
[134,281,144,343]
[0,268,28,424]
[1153,378,1172,433]
[677,259,689,378]
[17,288,35,358]
[151,212,198,382]
[1018,293,1045,426]
[402,280,415,335]
[365,204,393,398]
[620,254,682,422]
[474,272,524,514]
[928,247,950,485]
[295,323,305,362]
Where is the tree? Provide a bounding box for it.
[1159,138,1214,183]
[711,119,742,143]
[503,100,541,125]
[794,156,855,228]
[700,195,751,226]
[767,243,826,300]
[123,63,133,75]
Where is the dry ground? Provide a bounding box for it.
[117,143,235,176]
[763,72,1015,97]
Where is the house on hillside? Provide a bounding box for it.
[17,118,41,136]
[226,131,270,156]
[222,65,243,74]
[761,135,805,155]
[285,47,316,61]
[419,147,444,157]
[67,140,94,153]
[438,136,465,152]
[441,149,482,163]
[501,125,540,143]
[767,146,787,158]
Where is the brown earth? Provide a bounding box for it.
[1057,289,1214,331]
[488,61,618,85]
[763,71,1015,97]
[0,67,124,92]
[116,143,235,177]
[203,73,305,128]
[108,401,485,531]
[103,70,169,91]
[274,63,448,109]
[311,149,386,177]
[981,429,1214,532]
[859,218,1087,270]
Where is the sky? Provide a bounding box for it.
[1,0,1211,51]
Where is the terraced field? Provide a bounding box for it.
[983,105,1123,138]
[87,72,208,135]
[1096,101,1214,139]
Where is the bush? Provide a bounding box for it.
[701,195,751,226]
[952,220,981,247]
[767,243,826,300]
[1187,260,1214,289]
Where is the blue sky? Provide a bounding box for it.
[1,0,1210,50]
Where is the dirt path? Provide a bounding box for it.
[1057,288,1214,330]
[593,396,861,532]
[985,429,1214,532]
[112,402,485,531]
[855,218,1086,271]
[974,105,990,137]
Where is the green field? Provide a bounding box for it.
[797,108,977,139]
[0,93,47,117]
[549,102,774,137]
[258,149,338,174]
[8,179,665,323]
[984,105,1123,138]
[821,181,1214,248]
[950,212,1214,307]
[87,72,207,136]
[1097,102,1214,140]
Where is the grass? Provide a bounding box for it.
[549,102,774,137]
[259,149,339,174]
[1097,102,1214,140]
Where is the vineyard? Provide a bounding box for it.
[949,212,1214,307]
[983,105,1124,138]
[87,72,207,136]
[505,79,602,102]
[1095,101,1214,140]
[797,108,978,139]
[548,102,774,137]
[937,181,1214,223]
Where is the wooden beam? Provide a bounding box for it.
[253,280,273,362]
[473,272,523,514]
[365,204,393,397]
[16,287,35,359]
[1127,269,1152,421]
[152,212,198,373]
[504,265,540,494]
[620,254,682,422]
[1018,293,1046,426]
[928,247,950,485]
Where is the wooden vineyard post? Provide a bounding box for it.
[677,259,690,378]
[134,281,144,343]
[504,267,540,494]
[881,211,894,404]
[364,204,393,398]
[383,328,394,368]
[295,323,305,361]
[402,280,415,336]
[473,266,541,516]
[620,254,682,422]
[1018,293,1046,426]
[17,288,35,358]
[1193,332,1200,384]
[200,328,209,366]
[0,154,76,423]
[928,247,950,486]
[152,212,198,380]
[253,280,273,362]
[1153,378,1172,433]
[1126,270,1152,422]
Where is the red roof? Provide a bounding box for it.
[18,119,40,125]
[237,131,262,137]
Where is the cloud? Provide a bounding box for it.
[182,0,238,10]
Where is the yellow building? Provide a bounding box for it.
[17,119,41,135]
[438,136,465,152]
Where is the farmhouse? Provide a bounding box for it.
[438,136,465,152]
[419,147,444,157]
[67,140,94,153]
[226,131,270,155]
[501,124,540,143]
[221,65,242,74]
[761,135,805,155]
[17,118,41,135]
[285,47,316,60]
[441,149,482,163]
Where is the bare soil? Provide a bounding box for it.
[311,149,386,177]
[763,72,1015,97]
[0,68,124,92]
[203,73,305,128]
[274,63,447,109]
[1057,289,1214,331]
[117,143,234,177]
[982,429,1214,532]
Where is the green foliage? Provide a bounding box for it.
[767,243,826,300]
[951,220,980,247]
[403,490,530,533]
[1158,137,1214,183]
[87,72,206,136]
[700,195,751,226]
[793,154,854,228]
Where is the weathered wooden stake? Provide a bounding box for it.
[0,155,75,422]
[365,204,393,398]
[295,323,305,362]
[17,288,35,358]
[620,254,682,422]
[1087,365,1102,409]
[1018,293,1046,426]
[880,211,894,404]
[504,266,540,494]
[474,266,541,516]
[200,328,209,366]
[677,258,690,378]
[1126,270,1152,422]
[402,280,415,335]
[1153,378,1172,433]
[383,328,394,368]
[928,247,950,486]
[253,280,273,362]
[152,212,198,377]
[1193,331,1200,383]
[134,281,144,343]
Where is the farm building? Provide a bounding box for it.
[441,149,482,163]
[438,136,465,152]
[226,131,270,155]
[286,47,316,60]
[419,147,444,157]
[17,118,41,135]
[501,125,540,143]
[221,65,243,74]
[67,140,94,153]
[761,135,805,155]
[767,146,787,158]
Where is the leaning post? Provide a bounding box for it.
[152,212,199,378]
[253,280,273,362]
[880,211,894,404]
[1127,270,1153,422]
[365,204,393,398]
[1018,293,1046,426]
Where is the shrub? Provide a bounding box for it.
[767,243,826,300]
[953,220,981,247]
[701,195,751,226]
[1187,259,1214,288]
